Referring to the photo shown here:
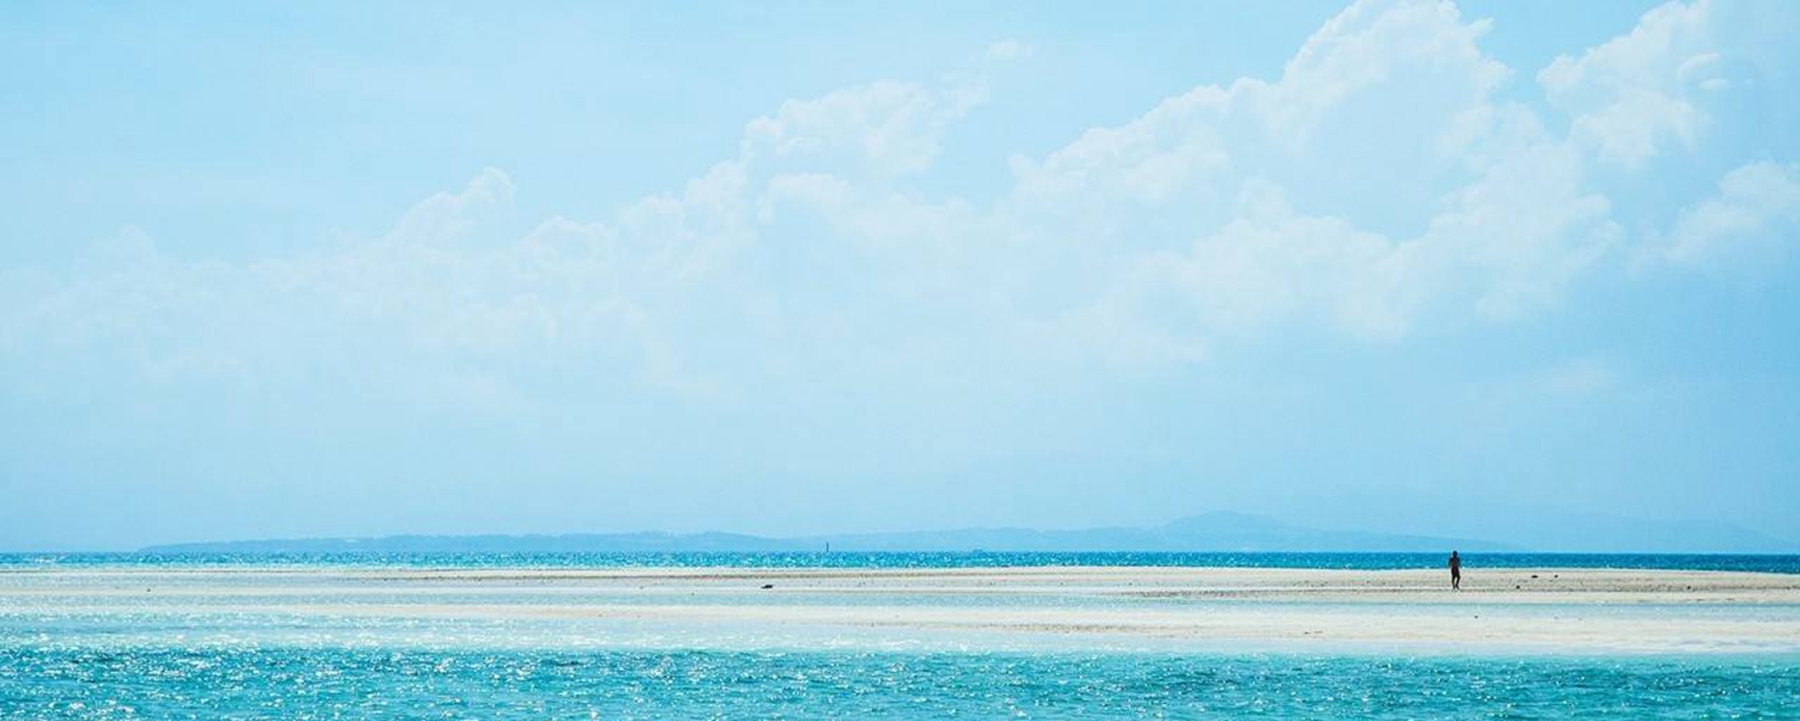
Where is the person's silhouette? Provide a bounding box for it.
[1449,551,1462,590]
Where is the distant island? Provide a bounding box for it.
[144,512,1514,554]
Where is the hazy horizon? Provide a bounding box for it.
[122,509,1798,556]
[4,0,1798,552]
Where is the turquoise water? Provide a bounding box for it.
[7,551,1800,573]
[3,648,1796,720]
[6,555,1798,718]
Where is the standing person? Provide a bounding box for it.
[1449,551,1462,590]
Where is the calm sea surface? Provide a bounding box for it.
[4,553,1797,719]
[2,647,1796,720]
[5,551,1799,573]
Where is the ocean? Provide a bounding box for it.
[3,552,1797,719]
[5,648,1797,720]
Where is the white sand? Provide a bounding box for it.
[6,566,1798,653]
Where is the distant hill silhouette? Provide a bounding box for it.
[141,512,1515,553]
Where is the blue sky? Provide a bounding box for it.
[2,0,1796,551]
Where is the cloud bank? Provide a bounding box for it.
[2,0,1796,410]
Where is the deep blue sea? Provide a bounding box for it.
[5,550,1800,573]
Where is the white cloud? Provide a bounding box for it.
[1538,1,1716,167]
[1416,142,1620,320]
[739,42,1024,180]
[1009,0,1621,347]
[1537,0,1797,168]
[742,81,960,179]
[388,167,516,244]
[2,0,1794,404]
[1008,0,1506,230]
[1120,184,1411,341]
[1651,160,1800,267]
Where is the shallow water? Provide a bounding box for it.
[4,647,1797,720]
[6,558,1798,718]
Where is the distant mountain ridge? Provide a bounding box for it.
[142,512,1515,553]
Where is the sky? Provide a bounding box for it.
[2,0,1797,551]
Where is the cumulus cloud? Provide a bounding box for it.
[1008,0,1505,227]
[1,0,1794,406]
[1650,160,1800,267]
[740,41,1026,180]
[1013,0,1621,346]
[388,167,517,244]
[1538,0,1797,168]
[1121,184,1412,341]
[1539,1,1718,167]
